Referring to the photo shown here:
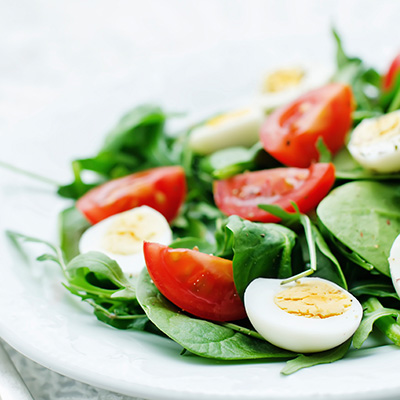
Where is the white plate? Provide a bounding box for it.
[1,45,400,400]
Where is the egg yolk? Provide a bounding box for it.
[274,280,352,319]
[263,68,305,93]
[206,109,250,127]
[102,212,160,255]
[351,112,400,146]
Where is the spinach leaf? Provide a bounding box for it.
[199,142,278,180]
[353,297,400,348]
[333,148,400,181]
[58,105,173,199]
[281,339,352,375]
[59,206,90,261]
[317,181,400,276]
[332,29,382,118]
[218,216,302,299]
[258,205,347,288]
[136,268,294,361]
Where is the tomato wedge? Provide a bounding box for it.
[144,242,246,322]
[76,166,186,224]
[213,163,335,223]
[383,53,400,91]
[260,83,353,168]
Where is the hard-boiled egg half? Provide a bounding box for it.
[348,110,400,173]
[244,277,363,353]
[258,64,334,113]
[389,234,400,297]
[188,107,264,155]
[79,206,172,276]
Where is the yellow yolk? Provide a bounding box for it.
[102,212,161,255]
[263,68,305,93]
[274,280,352,319]
[206,109,250,127]
[350,112,400,146]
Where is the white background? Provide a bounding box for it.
[1,1,400,399]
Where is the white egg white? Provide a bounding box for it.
[244,277,363,353]
[79,206,172,276]
[257,64,334,113]
[389,234,400,297]
[188,107,264,155]
[348,110,400,173]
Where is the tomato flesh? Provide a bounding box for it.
[213,163,335,223]
[383,54,400,91]
[144,242,246,322]
[260,83,353,168]
[76,166,186,224]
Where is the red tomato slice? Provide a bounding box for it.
[260,83,353,168]
[144,242,246,322]
[76,166,186,224]
[213,163,335,223]
[383,53,400,91]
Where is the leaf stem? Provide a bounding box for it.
[0,160,60,186]
[84,299,145,320]
[280,213,317,285]
[219,322,265,341]
[363,297,400,346]
[388,86,400,112]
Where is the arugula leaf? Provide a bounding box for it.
[332,29,382,117]
[317,181,400,277]
[281,339,352,375]
[353,297,400,348]
[6,231,147,327]
[59,206,90,261]
[136,268,294,361]
[66,251,136,299]
[351,282,399,300]
[58,105,173,199]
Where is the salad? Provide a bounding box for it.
[7,31,400,375]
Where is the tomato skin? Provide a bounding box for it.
[383,54,400,91]
[260,83,353,168]
[76,166,186,224]
[214,163,335,223]
[144,242,246,322]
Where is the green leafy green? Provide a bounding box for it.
[136,268,294,361]
[6,231,148,329]
[281,339,352,375]
[333,148,400,181]
[217,216,302,299]
[353,297,400,348]
[258,204,347,288]
[58,105,174,199]
[332,29,382,116]
[59,206,90,261]
[317,181,400,277]
[351,282,399,300]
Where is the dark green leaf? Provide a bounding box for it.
[351,283,399,300]
[222,216,302,298]
[281,339,352,375]
[67,251,136,299]
[353,297,400,348]
[136,268,294,361]
[59,206,91,261]
[317,181,400,276]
